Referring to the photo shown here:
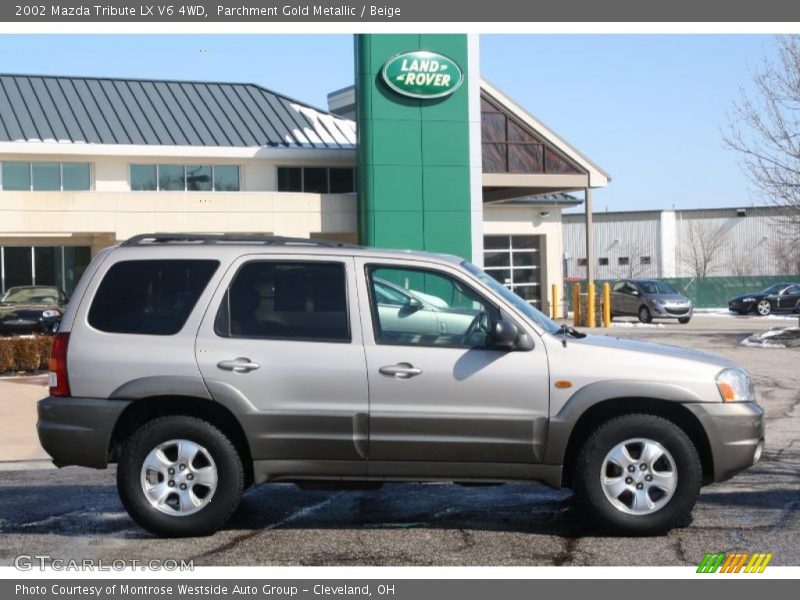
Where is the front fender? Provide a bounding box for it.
[543,380,706,465]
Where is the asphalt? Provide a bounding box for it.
[0,313,798,566]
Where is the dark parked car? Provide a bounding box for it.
[728,282,800,316]
[0,286,68,335]
[611,279,693,324]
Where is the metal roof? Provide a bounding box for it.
[0,74,356,149]
[486,192,584,207]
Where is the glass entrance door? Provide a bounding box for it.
[483,235,543,309]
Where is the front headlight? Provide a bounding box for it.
[742,297,756,303]
[715,368,754,402]
[42,309,62,319]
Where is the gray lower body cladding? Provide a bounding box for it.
[37,396,130,468]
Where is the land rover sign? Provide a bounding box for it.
[381,51,464,99]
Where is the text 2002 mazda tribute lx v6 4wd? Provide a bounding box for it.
[37,234,765,537]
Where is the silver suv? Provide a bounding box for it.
[38,234,764,538]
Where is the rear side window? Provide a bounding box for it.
[88,260,219,335]
[214,261,350,343]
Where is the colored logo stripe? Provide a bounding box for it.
[697,552,773,573]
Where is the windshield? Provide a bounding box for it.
[1,287,60,304]
[639,281,679,295]
[461,261,561,334]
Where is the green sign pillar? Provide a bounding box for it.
[355,34,477,259]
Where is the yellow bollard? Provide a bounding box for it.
[603,282,612,328]
[572,282,581,327]
[551,283,560,320]
[587,282,596,329]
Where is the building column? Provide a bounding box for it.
[585,187,595,283]
[659,210,677,277]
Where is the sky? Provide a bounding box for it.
[0,34,778,213]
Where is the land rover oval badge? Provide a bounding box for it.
[382,51,464,99]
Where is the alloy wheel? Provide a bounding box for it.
[140,439,218,516]
[600,438,677,516]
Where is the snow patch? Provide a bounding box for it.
[741,326,800,349]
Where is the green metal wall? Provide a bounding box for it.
[568,276,800,310]
[355,34,473,259]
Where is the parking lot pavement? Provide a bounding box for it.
[0,315,798,566]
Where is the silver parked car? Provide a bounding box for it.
[38,234,763,537]
[611,279,694,324]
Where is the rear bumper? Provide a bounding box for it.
[37,396,130,468]
[684,401,765,483]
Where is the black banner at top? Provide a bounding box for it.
[3,0,800,22]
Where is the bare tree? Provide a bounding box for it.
[679,220,728,279]
[724,35,800,248]
[771,235,800,275]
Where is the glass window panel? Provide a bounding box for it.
[507,120,541,143]
[2,162,31,190]
[213,165,240,191]
[303,167,328,193]
[485,268,512,284]
[545,148,580,174]
[368,266,499,349]
[514,285,541,302]
[186,165,212,191]
[482,143,507,173]
[277,167,302,192]
[130,165,157,191]
[481,112,506,142]
[618,257,630,266]
[484,252,511,268]
[512,252,538,267]
[89,260,219,335]
[511,236,540,249]
[3,247,33,288]
[217,261,350,342]
[32,162,61,191]
[34,247,60,287]
[63,247,91,295]
[62,163,91,191]
[508,143,544,173]
[513,268,539,284]
[158,165,185,191]
[481,97,500,113]
[329,168,355,193]
[484,236,510,250]
[599,257,609,266]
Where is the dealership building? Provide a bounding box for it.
[0,34,609,311]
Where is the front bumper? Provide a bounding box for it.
[728,300,755,313]
[684,401,765,483]
[37,396,131,468]
[0,317,60,335]
[651,304,693,319]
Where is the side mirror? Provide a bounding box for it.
[492,320,520,349]
[407,297,423,310]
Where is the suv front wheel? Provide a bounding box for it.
[117,416,244,537]
[573,414,701,535]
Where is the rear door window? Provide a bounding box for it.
[214,261,350,343]
[88,260,219,335]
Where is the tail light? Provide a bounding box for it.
[48,332,71,397]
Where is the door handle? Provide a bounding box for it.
[379,362,422,379]
[217,357,260,373]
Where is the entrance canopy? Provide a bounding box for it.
[480,79,610,203]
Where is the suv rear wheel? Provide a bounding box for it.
[117,416,244,537]
[573,414,701,535]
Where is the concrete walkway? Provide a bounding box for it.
[0,374,49,461]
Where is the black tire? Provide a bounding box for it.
[678,317,691,324]
[638,305,652,323]
[117,416,244,537]
[572,414,702,536]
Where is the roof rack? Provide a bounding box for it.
[121,233,362,249]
